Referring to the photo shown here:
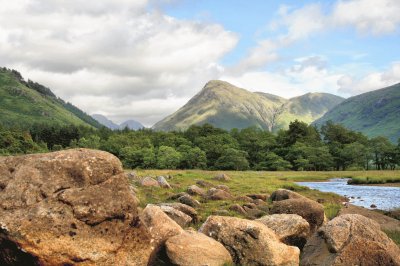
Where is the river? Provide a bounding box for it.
[297,178,400,210]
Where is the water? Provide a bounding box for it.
[297,178,400,210]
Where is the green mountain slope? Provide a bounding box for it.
[153,80,344,131]
[0,68,102,128]
[314,83,400,142]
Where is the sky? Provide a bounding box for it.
[0,0,399,126]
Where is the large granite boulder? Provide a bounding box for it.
[200,216,300,266]
[158,205,192,227]
[165,230,233,266]
[270,189,304,201]
[205,188,233,200]
[0,149,153,265]
[257,214,310,249]
[157,202,199,223]
[301,214,400,266]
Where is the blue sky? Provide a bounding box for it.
[0,0,399,125]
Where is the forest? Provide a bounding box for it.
[1,120,399,171]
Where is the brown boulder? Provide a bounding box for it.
[229,204,247,216]
[213,173,231,182]
[206,188,233,200]
[158,203,199,223]
[270,189,304,201]
[257,214,310,249]
[178,195,201,208]
[166,230,233,266]
[195,180,214,188]
[140,176,160,187]
[0,149,153,265]
[247,193,269,201]
[157,176,171,189]
[200,216,300,266]
[216,184,230,192]
[187,185,205,196]
[301,214,400,266]
[158,205,192,227]
[270,197,324,232]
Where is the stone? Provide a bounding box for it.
[158,203,199,223]
[229,204,247,216]
[270,189,304,201]
[166,230,233,266]
[252,199,266,205]
[196,180,214,188]
[257,214,310,249]
[370,204,377,208]
[159,205,192,227]
[140,204,184,245]
[243,206,266,219]
[206,188,233,200]
[0,149,153,265]
[301,214,400,266]
[270,199,324,232]
[157,176,171,189]
[187,185,205,196]
[127,171,138,179]
[200,216,300,266]
[178,195,201,208]
[168,192,189,200]
[216,184,230,192]
[213,173,231,182]
[235,195,253,202]
[140,176,160,187]
[247,193,269,201]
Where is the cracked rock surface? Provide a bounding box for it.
[0,149,153,266]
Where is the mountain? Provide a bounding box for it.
[0,67,102,128]
[314,83,400,142]
[152,80,344,131]
[92,114,144,130]
[119,120,144,130]
[92,114,120,130]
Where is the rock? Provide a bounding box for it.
[159,205,192,227]
[229,204,247,216]
[243,206,266,219]
[247,193,269,201]
[212,209,230,216]
[140,176,160,187]
[178,195,201,208]
[301,214,400,266]
[235,195,253,202]
[270,192,325,232]
[200,216,300,266]
[168,192,189,200]
[243,202,257,209]
[0,149,153,265]
[270,189,304,201]
[141,204,184,244]
[252,199,266,205]
[187,185,205,196]
[213,173,231,182]
[158,203,199,223]
[166,230,233,266]
[206,188,233,200]
[257,214,310,249]
[157,176,171,189]
[196,180,214,188]
[370,204,377,208]
[216,184,230,192]
[127,171,138,179]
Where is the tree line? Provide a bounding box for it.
[1,121,399,171]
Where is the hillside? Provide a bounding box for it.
[314,83,400,142]
[92,114,144,130]
[0,68,102,128]
[152,80,344,131]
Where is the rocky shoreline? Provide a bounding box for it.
[1,149,399,265]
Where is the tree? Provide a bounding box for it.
[77,135,100,149]
[256,152,292,171]
[156,146,182,169]
[178,145,207,169]
[370,137,395,170]
[215,148,249,170]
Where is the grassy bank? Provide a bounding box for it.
[347,173,400,185]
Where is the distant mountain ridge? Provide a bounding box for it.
[314,83,400,142]
[153,80,344,131]
[92,114,144,130]
[0,67,102,128]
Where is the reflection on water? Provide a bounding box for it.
[297,178,400,210]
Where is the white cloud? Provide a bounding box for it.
[0,0,238,125]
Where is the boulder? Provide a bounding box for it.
[247,193,269,201]
[301,214,400,266]
[0,149,153,265]
[168,192,189,200]
[140,204,184,245]
[158,203,199,223]
[178,195,201,208]
[229,204,247,216]
[166,230,233,266]
[235,195,253,202]
[195,180,214,188]
[158,205,192,227]
[257,214,310,249]
[200,216,300,266]
[206,188,233,200]
[216,184,230,192]
[157,176,171,189]
[187,185,205,196]
[140,176,160,187]
[270,189,303,201]
[243,206,266,219]
[270,196,324,232]
[213,173,231,182]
